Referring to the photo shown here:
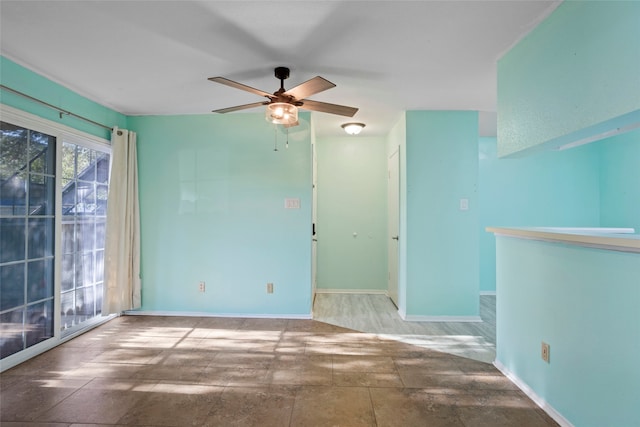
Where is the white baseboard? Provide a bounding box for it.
[123,310,312,320]
[493,360,574,427]
[403,315,483,323]
[314,289,388,295]
[480,291,497,296]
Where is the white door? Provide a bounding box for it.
[387,149,400,306]
[311,142,318,301]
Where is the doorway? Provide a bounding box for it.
[312,136,390,299]
[387,148,399,307]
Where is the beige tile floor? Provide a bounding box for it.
[0,313,558,427]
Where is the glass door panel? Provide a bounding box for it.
[60,142,110,333]
[0,122,55,359]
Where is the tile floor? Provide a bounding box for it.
[0,311,558,426]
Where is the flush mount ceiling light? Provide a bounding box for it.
[266,102,298,126]
[341,122,365,135]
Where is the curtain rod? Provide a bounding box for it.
[0,84,118,133]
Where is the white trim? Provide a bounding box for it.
[494,360,574,427]
[314,289,388,295]
[480,291,497,296]
[486,226,640,253]
[1,104,111,150]
[123,311,313,320]
[403,315,483,323]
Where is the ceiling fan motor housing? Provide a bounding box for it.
[274,67,290,81]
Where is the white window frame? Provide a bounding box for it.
[0,104,116,372]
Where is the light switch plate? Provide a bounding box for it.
[285,198,300,209]
[459,198,469,211]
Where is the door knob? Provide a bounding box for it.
[392,236,399,240]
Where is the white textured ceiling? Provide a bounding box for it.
[0,1,560,138]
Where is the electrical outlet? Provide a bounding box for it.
[267,282,274,294]
[199,281,206,292]
[541,342,550,363]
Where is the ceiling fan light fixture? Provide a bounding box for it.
[266,102,298,125]
[341,122,365,135]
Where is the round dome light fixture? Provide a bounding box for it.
[341,122,365,135]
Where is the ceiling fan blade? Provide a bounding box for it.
[284,76,336,100]
[299,99,358,117]
[208,77,273,99]
[212,101,269,114]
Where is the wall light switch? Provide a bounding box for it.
[459,198,469,211]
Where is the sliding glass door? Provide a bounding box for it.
[0,110,111,362]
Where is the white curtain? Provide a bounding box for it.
[103,127,141,314]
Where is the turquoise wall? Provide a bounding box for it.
[129,114,313,316]
[495,236,640,426]
[405,111,479,318]
[478,137,601,292]
[599,129,640,232]
[497,1,640,157]
[493,2,640,424]
[0,56,127,139]
[480,131,640,293]
[316,136,387,292]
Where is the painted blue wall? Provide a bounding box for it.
[0,56,127,139]
[495,236,640,426]
[129,114,313,316]
[599,129,640,233]
[478,137,601,292]
[497,1,640,157]
[316,136,388,292]
[493,2,640,424]
[405,111,479,318]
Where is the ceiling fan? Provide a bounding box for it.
[208,67,358,127]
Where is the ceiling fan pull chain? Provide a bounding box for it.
[273,125,278,151]
[286,127,289,149]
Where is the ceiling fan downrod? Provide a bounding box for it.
[274,67,290,93]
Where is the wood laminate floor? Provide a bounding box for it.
[313,294,496,363]
[0,303,559,427]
